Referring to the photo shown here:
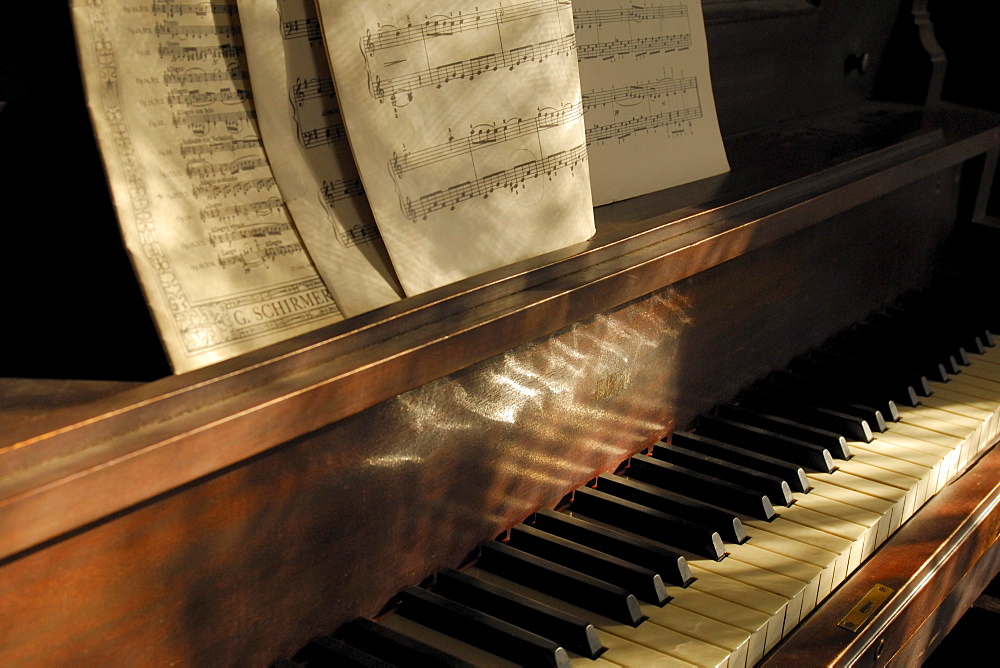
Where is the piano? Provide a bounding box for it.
[2,0,999,665]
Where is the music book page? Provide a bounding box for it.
[575,0,729,205]
[71,0,342,373]
[236,0,404,316]
[315,0,596,297]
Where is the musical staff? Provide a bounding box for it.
[167,87,250,107]
[573,3,689,29]
[390,101,583,177]
[172,109,257,134]
[158,43,245,63]
[155,22,241,38]
[370,34,577,106]
[583,76,697,110]
[291,76,336,106]
[282,16,322,41]
[200,197,284,222]
[192,176,276,199]
[320,178,365,206]
[208,221,292,246]
[403,143,587,221]
[298,121,347,149]
[587,105,702,143]
[179,136,261,157]
[162,64,250,84]
[217,240,304,272]
[151,2,239,18]
[360,0,571,55]
[577,32,691,60]
[337,223,382,248]
[186,155,266,178]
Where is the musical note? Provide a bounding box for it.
[192,176,276,199]
[158,43,245,63]
[167,87,251,107]
[155,21,242,38]
[388,100,583,177]
[200,197,284,222]
[401,143,588,221]
[162,63,249,84]
[151,2,240,18]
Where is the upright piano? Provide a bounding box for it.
[2,1,1000,665]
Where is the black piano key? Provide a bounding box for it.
[737,388,871,444]
[758,375,887,434]
[334,618,474,667]
[715,403,851,457]
[666,433,811,493]
[477,541,646,627]
[807,349,922,406]
[507,525,670,606]
[293,636,394,667]
[531,509,695,587]
[827,325,950,384]
[820,337,934,396]
[626,455,777,521]
[592,473,746,544]
[781,357,902,421]
[571,484,728,559]
[396,588,572,668]
[695,413,838,471]
[649,440,793,506]
[433,569,606,660]
[871,308,969,369]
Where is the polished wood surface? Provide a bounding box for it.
[2,1,999,665]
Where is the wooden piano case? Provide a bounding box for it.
[2,1,999,664]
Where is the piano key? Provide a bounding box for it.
[540,512,786,658]
[849,437,946,496]
[929,385,1000,443]
[379,613,521,667]
[695,414,838,470]
[815,345,934,398]
[714,404,851,457]
[507,524,670,606]
[531,509,695,587]
[763,373,888,433]
[625,455,777,521]
[593,474,746,545]
[432,569,605,660]
[477,541,646,626]
[396,587,573,668]
[784,489,883,561]
[842,448,933,510]
[804,469,908,535]
[807,349,922,406]
[649,441,794,506]
[739,388,874,444]
[745,501,868,573]
[664,586,772,665]
[293,635,395,667]
[664,435,811,493]
[709,542,826,620]
[783,357,902,420]
[871,428,958,492]
[466,567,728,667]
[334,617,475,667]
[738,525,840,599]
[805,478,895,545]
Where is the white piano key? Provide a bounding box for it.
[686,566,789,653]
[844,447,933,510]
[750,501,868,572]
[791,491,882,561]
[828,459,920,522]
[806,478,895,545]
[742,517,851,591]
[885,421,970,474]
[691,548,810,630]
[740,525,840,598]
[806,469,908,534]
[667,587,771,665]
[637,600,752,668]
[874,429,957,491]
[724,541,822,616]
[932,381,1000,445]
[851,435,948,495]
[896,405,981,464]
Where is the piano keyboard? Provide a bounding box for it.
[280,286,1000,667]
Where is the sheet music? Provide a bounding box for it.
[71,0,343,373]
[315,0,596,297]
[575,0,729,205]
[236,0,404,316]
